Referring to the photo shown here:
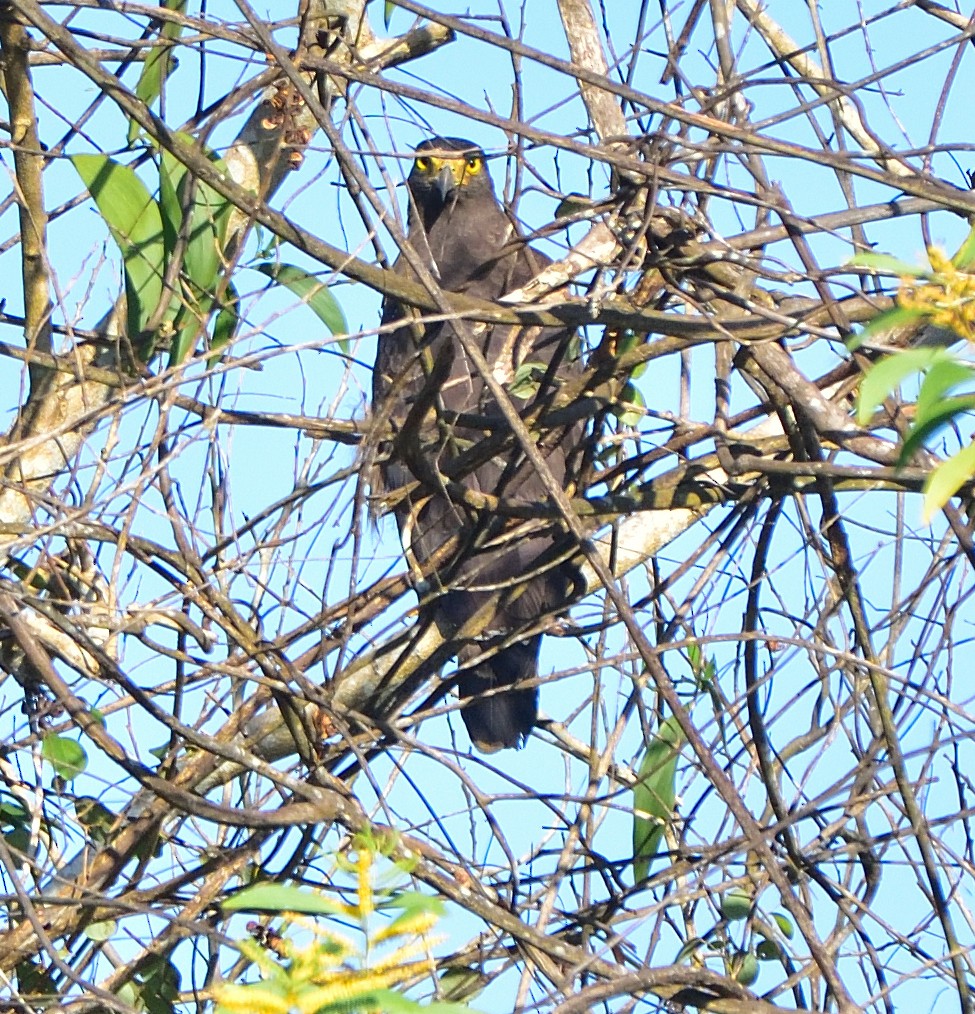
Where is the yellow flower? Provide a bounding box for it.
[897,247,975,342]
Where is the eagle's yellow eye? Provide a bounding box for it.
[414,156,432,172]
[465,156,482,174]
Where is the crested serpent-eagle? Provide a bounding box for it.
[372,137,583,751]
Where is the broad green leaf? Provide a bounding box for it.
[140,955,181,1014]
[382,890,445,917]
[161,145,232,291]
[222,882,348,916]
[439,966,487,1002]
[730,950,759,986]
[846,251,928,276]
[847,305,926,351]
[900,394,975,464]
[554,192,597,219]
[71,154,166,344]
[41,733,88,781]
[0,797,28,825]
[922,441,975,522]
[674,936,707,963]
[129,0,188,143]
[255,262,348,337]
[856,347,950,424]
[617,381,646,426]
[169,299,211,367]
[953,225,975,270]
[3,822,30,856]
[632,714,683,883]
[74,795,118,844]
[509,360,546,399]
[84,920,116,942]
[158,145,187,256]
[116,981,140,1010]
[915,358,975,421]
[720,888,752,921]
[364,990,475,1014]
[208,284,240,366]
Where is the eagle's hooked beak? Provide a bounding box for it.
[434,164,457,203]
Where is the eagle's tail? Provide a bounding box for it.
[456,637,540,752]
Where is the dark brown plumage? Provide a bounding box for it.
[373,137,581,751]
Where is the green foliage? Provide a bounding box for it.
[216,834,475,1014]
[254,262,349,346]
[673,887,795,993]
[129,0,188,144]
[74,145,352,368]
[71,154,168,350]
[113,956,181,1014]
[507,360,547,399]
[41,732,88,781]
[0,795,30,855]
[224,883,351,918]
[852,230,975,521]
[632,713,683,882]
[856,347,975,521]
[720,889,752,921]
[73,795,118,845]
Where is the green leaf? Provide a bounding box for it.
[438,966,487,1002]
[772,912,795,939]
[856,347,951,424]
[255,262,348,337]
[384,0,396,29]
[900,394,975,464]
[165,148,232,289]
[3,823,30,856]
[508,360,546,399]
[71,154,166,346]
[730,950,759,986]
[168,300,209,367]
[41,733,88,781]
[222,883,348,916]
[674,936,707,963]
[953,225,975,270]
[617,381,646,426]
[922,440,975,522]
[848,305,927,351]
[74,795,118,844]
[847,305,927,351]
[632,714,683,883]
[720,888,752,921]
[84,920,116,942]
[554,192,598,219]
[129,0,188,143]
[139,955,181,1014]
[364,990,474,1014]
[0,797,28,826]
[846,251,928,276]
[382,890,445,917]
[208,284,240,366]
[915,357,975,421]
